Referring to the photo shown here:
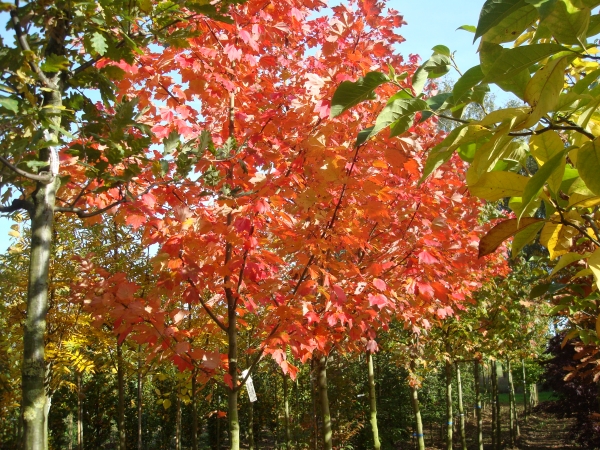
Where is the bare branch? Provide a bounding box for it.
[0,198,33,213]
[236,323,280,392]
[187,279,229,333]
[0,155,54,183]
[9,8,56,90]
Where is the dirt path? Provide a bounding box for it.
[516,411,577,450]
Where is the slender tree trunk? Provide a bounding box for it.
[283,373,291,449]
[311,359,318,450]
[248,398,255,450]
[508,360,519,444]
[456,363,467,450]
[316,354,332,450]
[176,393,182,450]
[22,177,60,450]
[137,349,143,450]
[217,391,221,450]
[491,362,496,450]
[521,360,528,421]
[445,359,453,450]
[191,372,198,450]
[366,351,381,450]
[117,341,126,450]
[507,361,515,447]
[409,383,425,450]
[77,372,83,450]
[492,361,501,450]
[474,360,483,450]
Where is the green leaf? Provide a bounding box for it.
[457,25,477,32]
[412,54,451,95]
[0,97,18,113]
[420,92,452,122]
[511,220,545,257]
[482,3,538,43]
[530,282,551,299]
[330,72,389,118]
[519,150,567,219]
[419,125,468,182]
[521,55,573,128]
[478,217,545,257]
[163,130,180,154]
[91,32,108,56]
[453,65,485,103]
[482,43,571,83]
[40,54,70,72]
[572,67,600,94]
[475,0,530,40]
[356,126,374,147]
[576,138,600,195]
[550,251,588,276]
[469,171,530,201]
[541,0,590,44]
[370,95,428,137]
[432,45,451,56]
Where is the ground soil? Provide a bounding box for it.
[421,404,578,450]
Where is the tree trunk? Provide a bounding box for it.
[445,359,453,450]
[491,362,496,450]
[410,383,425,450]
[508,360,519,445]
[192,372,198,450]
[456,363,467,450]
[248,397,255,450]
[117,341,126,450]
[474,360,483,450]
[492,361,501,450]
[283,373,291,449]
[176,393,182,450]
[521,360,528,421]
[311,358,318,450]
[77,372,83,450]
[22,174,60,450]
[316,354,332,450]
[137,349,143,450]
[507,361,515,447]
[366,351,381,450]
[227,307,240,450]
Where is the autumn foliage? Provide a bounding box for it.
[60,0,510,389]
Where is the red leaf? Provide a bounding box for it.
[417,250,439,265]
[373,278,387,291]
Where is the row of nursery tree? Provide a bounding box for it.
[3,0,600,448]
[0,217,547,449]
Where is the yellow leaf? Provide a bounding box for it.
[521,56,572,129]
[550,251,589,277]
[568,193,600,208]
[572,267,592,279]
[469,171,530,201]
[530,131,564,165]
[540,213,577,259]
[588,247,600,290]
[163,399,172,410]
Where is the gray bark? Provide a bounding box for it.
[316,354,332,450]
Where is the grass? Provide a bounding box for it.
[497,390,557,405]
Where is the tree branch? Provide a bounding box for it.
[509,125,595,140]
[0,198,33,213]
[9,7,56,90]
[0,155,54,183]
[236,323,280,392]
[187,279,228,333]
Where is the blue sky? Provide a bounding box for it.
[0,1,492,251]
[393,0,483,73]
